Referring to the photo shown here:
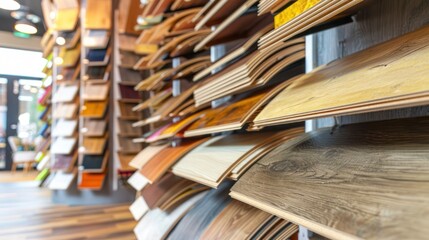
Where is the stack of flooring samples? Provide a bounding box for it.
[114,7,144,174]
[78,0,113,190]
[40,1,81,190]
[252,26,429,127]
[231,117,429,239]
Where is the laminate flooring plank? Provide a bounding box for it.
[85,0,112,30]
[134,191,206,240]
[231,117,429,240]
[141,173,183,209]
[172,132,272,188]
[254,20,429,127]
[167,181,233,240]
[201,200,272,240]
[140,138,210,183]
[129,144,169,169]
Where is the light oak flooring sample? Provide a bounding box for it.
[134,191,206,240]
[82,136,107,155]
[53,103,78,119]
[254,25,429,127]
[201,200,272,240]
[82,119,107,137]
[85,0,112,30]
[172,132,272,188]
[82,82,110,101]
[231,117,429,240]
[129,144,170,169]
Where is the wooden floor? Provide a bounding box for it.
[0,181,136,240]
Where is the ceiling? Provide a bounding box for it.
[0,0,45,37]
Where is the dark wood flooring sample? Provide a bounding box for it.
[167,181,233,240]
[231,117,429,240]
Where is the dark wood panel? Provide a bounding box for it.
[232,117,429,240]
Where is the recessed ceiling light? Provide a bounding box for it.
[14,19,37,34]
[0,0,20,11]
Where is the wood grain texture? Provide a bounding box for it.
[255,25,429,127]
[173,133,273,188]
[140,138,210,183]
[134,191,206,240]
[129,144,169,169]
[167,181,233,240]
[83,119,107,137]
[85,0,112,30]
[82,135,107,155]
[201,200,272,240]
[82,82,110,101]
[141,173,183,209]
[53,103,78,119]
[231,117,429,240]
[51,153,78,172]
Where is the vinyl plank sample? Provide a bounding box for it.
[83,30,110,49]
[53,103,78,119]
[201,200,272,240]
[254,25,429,127]
[51,137,77,155]
[82,82,110,101]
[172,132,272,188]
[140,138,210,183]
[82,136,107,155]
[85,0,112,30]
[141,173,182,209]
[129,196,149,221]
[81,151,109,172]
[231,117,429,240]
[134,191,206,240]
[167,181,233,240]
[82,119,107,137]
[51,153,78,172]
[129,144,169,169]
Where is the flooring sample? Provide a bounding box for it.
[78,172,106,190]
[53,0,79,31]
[141,173,182,209]
[259,0,364,49]
[134,191,206,240]
[172,132,272,188]
[128,171,149,191]
[231,117,429,240]
[53,103,79,119]
[52,120,78,137]
[81,100,108,118]
[51,137,77,155]
[129,196,149,221]
[81,151,109,172]
[118,119,142,137]
[168,181,233,240]
[193,38,305,106]
[201,200,272,239]
[129,144,170,169]
[118,0,141,35]
[82,136,107,155]
[58,44,81,67]
[140,138,210,184]
[83,30,110,49]
[258,0,295,15]
[48,169,77,190]
[118,136,142,154]
[82,119,107,137]
[82,82,110,101]
[52,85,79,103]
[253,25,429,127]
[51,153,78,172]
[85,0,112,30]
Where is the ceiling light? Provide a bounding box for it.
[0,0,20,11]
[14,19,37,34]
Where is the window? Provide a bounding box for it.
[0,48,47,78]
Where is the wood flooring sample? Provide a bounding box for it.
[140,138,210,184]
[168,181,233,240]
[83,119,106,137]
[78,172,106,190]
[48,169,77,190]
[231,117,429,240]
[172,132,272,188]
[53,103,78,119]
[81,100,107,118]
[134,191,206,240]
[85,0,112,30]
[201,200,272,239]
[52,85,78,103]
[129,144,169,169]
[254,25,429,126]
